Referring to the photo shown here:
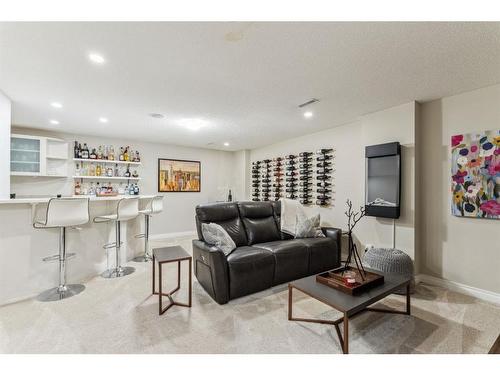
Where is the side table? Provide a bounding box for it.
[152,246,192,315]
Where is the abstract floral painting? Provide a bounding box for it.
[451,129,500,219]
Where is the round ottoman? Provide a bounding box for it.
[363,248,415,294]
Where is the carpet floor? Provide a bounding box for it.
[1,237,499,354]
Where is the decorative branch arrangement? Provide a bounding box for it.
[343,199,367,280]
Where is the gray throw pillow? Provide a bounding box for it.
[201,223,237,256]
[294,214,325,239]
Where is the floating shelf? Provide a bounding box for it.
[73,176,141,180]
[11,172,67,178]
[73,158,141,166]
[47,155,68,160]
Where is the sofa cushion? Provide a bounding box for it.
[270,200,294,240]
[298,237,339,274]
[254,240,310,284]
[237,202,281,245]
[196,202,248,247]
[226,246,275,299]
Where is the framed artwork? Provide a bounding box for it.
[451,129,500,219]
[158,158,201,192]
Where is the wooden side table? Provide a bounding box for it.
[152,246,192,315]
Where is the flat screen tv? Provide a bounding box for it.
[365,142,401,219]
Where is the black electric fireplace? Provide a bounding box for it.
[365,142,401,219]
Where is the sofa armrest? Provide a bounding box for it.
[321,227,342,265]
[192,240,230,304]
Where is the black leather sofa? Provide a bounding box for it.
[193,201,342,304]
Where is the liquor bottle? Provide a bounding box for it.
[106,166,113,177]
[132,170,139,178]
[119,147,124,161]
[124,165,131,178]
[124,147,129,161]
[118,183,125,195]
[89,163,96,176]
[95,164,102,176]
[129,184,135,195]
[97,146,103,160]
[228,189,233,202]
[96,182,101,195]
[135,151,140,162]
[74,141,79,158]
[134,183,139,195]
[114,164,119,177]
[90,148,97,159]
[75,162,81,176]
[316,148,333,154]
[81,143,89,159]
[109,147,115,161]
[74,181,81,195]
[89,182,96,196]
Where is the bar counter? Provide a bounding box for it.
[0,194,157,305]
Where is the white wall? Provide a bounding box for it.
[10,127,237,235]
[0,91,11,199]
[419,84,500,294]
[250,102,418,260]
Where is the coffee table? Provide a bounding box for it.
[288,268,411,354]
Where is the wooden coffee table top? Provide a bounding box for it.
[290,268,411,316]
[153,246,191,264]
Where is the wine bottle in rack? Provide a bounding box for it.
[299,181,312,186]
[316,148,333,154]
[299,152,313,157]
[317,181,332,187]
[285,155,296,159]
[317,188,332,194]
[316,154,333,161]
[299,175,313,181]
[316,162,332,168]
[316,175,329,180]
[316,168,333,175]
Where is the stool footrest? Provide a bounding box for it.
[134,233,146,238]
[43,254,60,262]
[103,241,123,249]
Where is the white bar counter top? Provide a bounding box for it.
[0,194,155,204]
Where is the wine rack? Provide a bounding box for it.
[250,147,334,206]
[298,151,313,205]
[261,159,272,201]
[285,154,298,200]
[271,157,283,201]
[315,148,334,206]
[251,160,261,201]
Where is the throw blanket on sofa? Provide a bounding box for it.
[279,198,306,236]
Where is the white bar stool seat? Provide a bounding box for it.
[33,197,90,302]
[133,196,164,262]
[93,197,139,278]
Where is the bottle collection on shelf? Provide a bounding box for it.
[74,180,140,197]
[73,141,141,162]
[74,161,139,178]
[251,148,334,206]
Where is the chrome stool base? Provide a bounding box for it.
[101,266,135,279]
[132,254,152,262]
[37,284,85,302]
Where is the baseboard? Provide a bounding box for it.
[416,274,500,306]
[149,231,197,241]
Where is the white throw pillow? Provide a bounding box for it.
[201,223,237,256]
[294,214,325,239]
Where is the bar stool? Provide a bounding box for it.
[33,197,90,302]
[133,195,164,262]
[93,197,139,278]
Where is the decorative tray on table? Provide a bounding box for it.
[316,266,384,295]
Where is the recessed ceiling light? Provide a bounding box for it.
[50,120,60,125]
[223,142,230,147]
[51,102,62,109]
[303,111,313,118]
[88,53,105,64]
[177,118,210,131]
[99,117,108,123]
[149,113,165,119]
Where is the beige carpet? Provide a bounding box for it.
[0,237,499,354]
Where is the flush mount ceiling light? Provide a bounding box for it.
[223,142,230,146]
[50,102,62,109]
[303,111,313,118]
[88,52,106,64]
[149,113,165,119]
[99,117,108,123]
[176,118,210,131]
[49,120,60,125]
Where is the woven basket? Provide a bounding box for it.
[363,247,415,294]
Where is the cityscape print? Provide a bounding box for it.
[158,159,201,192]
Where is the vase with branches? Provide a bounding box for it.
[343,199,367,280]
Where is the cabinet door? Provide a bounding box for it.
[10,136,41,175]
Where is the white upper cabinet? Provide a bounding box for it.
[10,134,68,177]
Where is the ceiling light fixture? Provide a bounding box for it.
[99,117,108,123]
[51,102,62,109]
[50,120,60,125]
[223,142,230,146]
[149,113,165,119]
[177,118,210,131]
[88,53,106,64]
[303,111,313,118]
